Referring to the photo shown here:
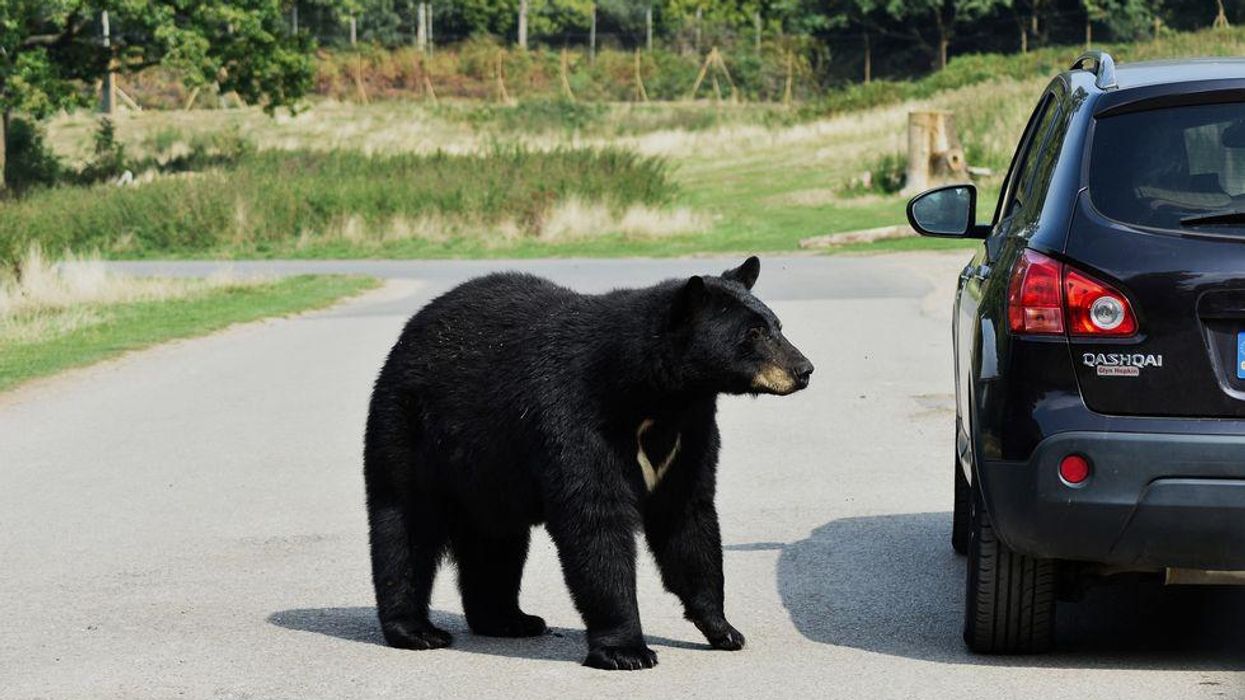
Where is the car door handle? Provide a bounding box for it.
[971,264,991,280]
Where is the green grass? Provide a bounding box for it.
[0,147,674,264]
[30,27,1245,262]
[0,275,377,393]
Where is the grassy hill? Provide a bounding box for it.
[22,26,1245,263]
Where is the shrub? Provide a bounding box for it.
[5,118,63,194]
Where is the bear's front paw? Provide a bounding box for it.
[583,644,658,671]
[706,624,745,651]
[695,619,746,651]
[382,621,453,650]
[467,612,548,638]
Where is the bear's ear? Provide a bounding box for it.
[672,275,707,325]
[722,256,760,290]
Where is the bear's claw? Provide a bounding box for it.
[695,618,746,651]
[382,621,453,650]
[706,625,746,651]
[583,645,658,671]
[468,613,548,638]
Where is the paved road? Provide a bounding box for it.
[3,253,1244,699]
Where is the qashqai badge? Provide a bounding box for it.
[1082,352,1163,377]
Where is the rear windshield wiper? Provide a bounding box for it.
[1181,210,1245,227]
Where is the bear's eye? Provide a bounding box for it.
[746,326,768,341]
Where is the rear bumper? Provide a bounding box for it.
[979,431,1245,570]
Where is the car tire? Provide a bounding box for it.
[963,488,1056,654]
[952,455,970,555]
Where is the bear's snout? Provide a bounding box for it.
[791,360,814,390]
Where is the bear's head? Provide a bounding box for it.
[670,256,814,396]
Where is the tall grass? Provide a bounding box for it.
[0,147,677,264]
[0,246,258,345]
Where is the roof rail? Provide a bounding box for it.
[1070,50,1118,90]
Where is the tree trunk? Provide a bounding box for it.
[863,31,871,84]
[645,5,653,52]
[1085,17,1092,49]
[416,3,427,51]
[934,12,949,70]
[0,109,9,193]
[518,0,528,49]
[903,110,967,196]
[1019,19,1028,53]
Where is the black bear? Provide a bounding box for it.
[363,256,813,670]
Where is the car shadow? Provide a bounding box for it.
[755,512,1245,670]
[267,607,708,663]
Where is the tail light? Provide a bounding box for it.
[1007,250,1138,337]
[1065,269,1137,336]
[1007,250,1064,334]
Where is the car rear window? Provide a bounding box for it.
[1089,102,1245,233]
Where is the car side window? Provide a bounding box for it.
[1003,96,1060,223]
[1013,102,1068,227]
[992,94,1054,227]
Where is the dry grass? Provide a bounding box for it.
[539,199,709,241]
[0,247,259,345]
[299,200,708,249]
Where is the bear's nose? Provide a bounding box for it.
[792,361,814,388]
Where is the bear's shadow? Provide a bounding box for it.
[762,511,1245,671]
[267,607,707,662]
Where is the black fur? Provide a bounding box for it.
[363,257,812,670]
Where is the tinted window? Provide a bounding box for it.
[1014,104,1066,226]
[1090,102,1245,233]
[992,95,1052,225]
[1001,96,1060,223]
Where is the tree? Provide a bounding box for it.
[1084,0,1158,42]
[820,0,885,82]
[881,0,1012,70]
[0,0,313,188]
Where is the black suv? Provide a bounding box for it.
[907,52,1245,653]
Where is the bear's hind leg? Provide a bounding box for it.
[365,397,452,651]
[452,528,547,638]
[367,497,453,649]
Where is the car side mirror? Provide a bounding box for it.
[906,184,989,239]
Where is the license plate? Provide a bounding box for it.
[1238,332,1245,379]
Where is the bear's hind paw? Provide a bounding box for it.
[467,612,548,638]
[583,645,658,671]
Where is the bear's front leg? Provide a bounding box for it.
[545,447,656,670]
[645,495,745,651]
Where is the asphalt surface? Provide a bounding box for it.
[2,253,1244,699]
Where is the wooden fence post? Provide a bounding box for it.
[634,50,649,102]
[1214,0,1230,28]
[783,51,793,106]
[495,50,512,104]
[100,10,115,114]
[561,49,575,101]
[419,56,438,104]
